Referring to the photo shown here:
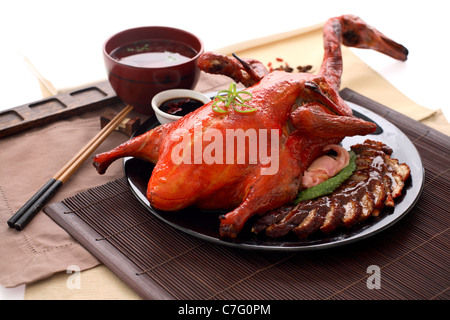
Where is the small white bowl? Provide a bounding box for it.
[151,89,211,124]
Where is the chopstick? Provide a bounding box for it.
[7,104,134,230]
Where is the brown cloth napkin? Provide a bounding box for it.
[0,72,234,289]
[1,23,448,298]
[0,103,124,287]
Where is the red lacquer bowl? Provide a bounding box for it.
[103,26,204,114]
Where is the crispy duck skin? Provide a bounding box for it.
[253,140,411,239]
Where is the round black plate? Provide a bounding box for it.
[124,102,424,251]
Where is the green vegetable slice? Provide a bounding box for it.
[212,83,256,113]
[295,151,356,203]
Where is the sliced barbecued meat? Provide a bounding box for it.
[253,139,411,239]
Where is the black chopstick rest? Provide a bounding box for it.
[7,178,57,228]
[12,179,63,230]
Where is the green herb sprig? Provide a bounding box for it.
[212,83,256,113]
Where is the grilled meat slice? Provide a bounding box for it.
[253,139,410,239]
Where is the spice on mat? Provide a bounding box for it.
[267,58,313,74]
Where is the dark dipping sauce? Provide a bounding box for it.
[111,39,198,68]
[159,98,204,117]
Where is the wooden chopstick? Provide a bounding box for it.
[7,105,133,230]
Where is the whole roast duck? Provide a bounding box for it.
[93,15,409,239]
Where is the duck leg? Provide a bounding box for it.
[218,143,303,238]
[93,123,172,174]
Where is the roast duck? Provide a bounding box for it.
[93,15,410,239]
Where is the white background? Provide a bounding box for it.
[0,0,449,118]
[0,0,448,299]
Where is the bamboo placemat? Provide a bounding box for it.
[44,89,449,300]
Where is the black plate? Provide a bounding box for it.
[124,102,424,251]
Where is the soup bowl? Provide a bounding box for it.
[103,26,204,114]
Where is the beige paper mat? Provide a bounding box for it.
[25,265,140,300]
[18,23,448,300]
[221,24,437,123]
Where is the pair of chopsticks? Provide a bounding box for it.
[7,105,134,230]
